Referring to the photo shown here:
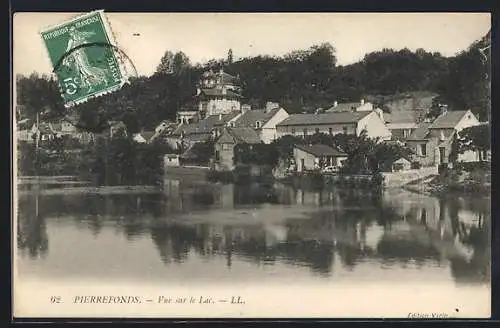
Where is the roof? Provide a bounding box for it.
[387,122,418,130]
[384,110,418,124]
[199,88,242,98]
[172,113,239,136]
[393,157,412,164]
[277,111,371,127]
[429,110,470,129]
[217,127,262,144]
[141,131,156,140]
[203,112,240,127]
[233,108,281,128]
[51,122,62,131]
[172,123,211,136]
[185,133,211,143]
[326,102,361,112]
[36,122,54,134]
[201,70,237,84]
[407,123,432,141]
[295,144,347,157]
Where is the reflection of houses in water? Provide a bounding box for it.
[149,187,489,283]
[380,192,488,265]
[294,189,341,206]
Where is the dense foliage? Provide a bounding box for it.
[456,124,491,155]
[17,31,490,132]
[18,136,168,185]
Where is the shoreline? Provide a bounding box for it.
[17,185,162,196]
[403,181,491,198]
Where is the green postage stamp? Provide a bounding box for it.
[40,10,130,107]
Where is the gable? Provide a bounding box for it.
[262,108,290,129]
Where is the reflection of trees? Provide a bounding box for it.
[150,223,207,264]
[17,195,49,259]
[448,198,490,285]
[376,236,441,263]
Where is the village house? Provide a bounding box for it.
[213,127,262,171]
[166,112,240,151]
[176,110,199,125]
[196,68,242,118]
[293,144,348,172]
[229,102,289,144]
[406,109,481,167]
[276,110,392,141]
[30,121,56,141]
[132,130,156,144]
[384,110,420,140]
[155,120,178,135]
[390,157,412,172]
[163,154,181,167]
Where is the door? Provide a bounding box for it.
[439,147,446,164]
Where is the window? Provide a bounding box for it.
[291,128,296,135]
[329,127,333,135]
[215,150,220,161]
[343,126,348,134]
[315,128,320,134]
[420,144,427,156]
[255,121,262,129]
[303,128,308,137]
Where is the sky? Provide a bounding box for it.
[13,12,491,77]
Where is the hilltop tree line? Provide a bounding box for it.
[16,30,490,134]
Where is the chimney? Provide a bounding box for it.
[360,99,365,105]
[219,114,222,121]
[375,107,384,123]
[333,101,338,107]
[222,86,227,95]
[440,104,448,116]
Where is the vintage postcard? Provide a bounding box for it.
[13,12,491,319]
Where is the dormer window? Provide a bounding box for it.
[229,121,236,128]
[255,121,262,129]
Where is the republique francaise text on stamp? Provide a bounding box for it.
[40,10,130,107]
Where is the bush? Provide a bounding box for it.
[206,170,234,184]
[411,161,421,169]
[454,161,491,172]
[438,163,449,174]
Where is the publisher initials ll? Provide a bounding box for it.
[231,296,244,304]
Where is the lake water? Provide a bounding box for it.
[15,180,491,318]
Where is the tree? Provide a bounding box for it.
[270,135,305,161]
[155,51,175,75]
[456,124,491,159]
[172,51,191,74]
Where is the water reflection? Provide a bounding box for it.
[17,180,490,285]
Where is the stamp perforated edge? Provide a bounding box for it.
[39,10,132,108]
